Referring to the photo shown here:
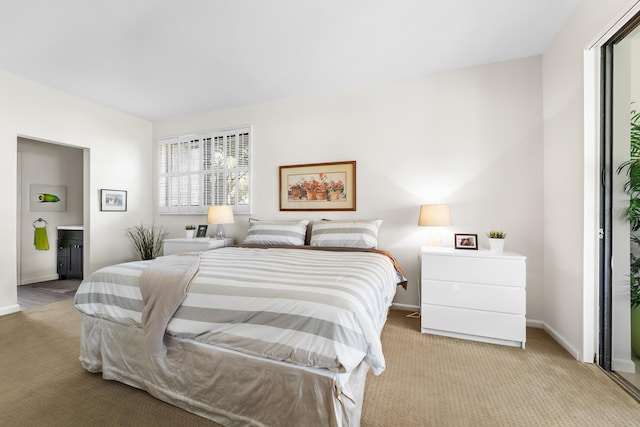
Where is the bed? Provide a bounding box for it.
[74,221,405,426]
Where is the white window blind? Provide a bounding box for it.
[158,126,252,214]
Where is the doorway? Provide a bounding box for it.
[16,137,84,303]
[600,13,640,397]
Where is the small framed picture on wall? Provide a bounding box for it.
[100,189,127,212]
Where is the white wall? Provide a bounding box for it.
[155,56,544,315]
[17,138,83,284]
[0,69,152,315]
[542,0,636,361]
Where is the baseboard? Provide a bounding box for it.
[391,303,419,312]
[529,320,582,362]
[613,357,637,373]
[542,322,581,361]
[392,310,589,364]
[0,304,20,317]
[20,274,60,285]
[526,318,544,328]
[394,309,549,327]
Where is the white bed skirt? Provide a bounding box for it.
[79,315,369,426]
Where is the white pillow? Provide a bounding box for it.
[243,219,309,246]
[310,219,383,249]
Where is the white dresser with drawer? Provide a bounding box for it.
[420,247,526,348]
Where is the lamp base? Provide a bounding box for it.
[427,229,443,247]
[215,224,226,240]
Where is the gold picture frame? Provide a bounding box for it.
[279,161,356,211]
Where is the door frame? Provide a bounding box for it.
[584,1,640,369]
[15,135,89,289]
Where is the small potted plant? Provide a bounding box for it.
[185,225,196,239]
[487,231,507,254]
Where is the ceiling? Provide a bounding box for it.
[0,0,577,121]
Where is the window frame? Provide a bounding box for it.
[157,126,252,215]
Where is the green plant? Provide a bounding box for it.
[487,231,507,239]
[126,223,169,260]
[185,225,196,230]
[617,109,640,231]
[616,107,640,309]
[630,235,640,310]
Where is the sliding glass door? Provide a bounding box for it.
[600,16,640,395]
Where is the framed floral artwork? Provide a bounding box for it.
[279,161,356,211]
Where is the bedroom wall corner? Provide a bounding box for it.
[154,56,545,316]
[541,0,635,361]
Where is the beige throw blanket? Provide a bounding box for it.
[140,253,200,357]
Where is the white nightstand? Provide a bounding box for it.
[420,247,526,348]
[163,237,234,256]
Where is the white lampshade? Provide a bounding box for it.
[207,206,235,239]
[418,204,452,226]
[207,205,235,224]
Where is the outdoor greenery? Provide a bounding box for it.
[126,223,168,260]
[616,108,640,310]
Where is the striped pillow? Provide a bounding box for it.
[310,219,383,249]
[243,219,309,246]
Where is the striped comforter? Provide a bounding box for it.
[74,246,402,375]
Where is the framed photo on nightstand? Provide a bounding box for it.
[454,233,478,250]
[196,224,208,238]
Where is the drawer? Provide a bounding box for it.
[163,239,227,256]
[421,304,526,343]
[58,230,83,240]
[422,280,525,314]
[164,242,200,255]
[422,254,525,287]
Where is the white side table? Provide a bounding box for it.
[420,247,526,348]
[163,237,234,256]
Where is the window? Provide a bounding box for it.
[158,126,252,214]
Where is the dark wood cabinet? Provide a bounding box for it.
[57,229,83,279]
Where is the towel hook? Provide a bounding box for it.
[33,217,48,228]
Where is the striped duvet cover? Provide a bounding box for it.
[74,246,402,375]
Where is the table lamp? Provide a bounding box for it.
[207,205,235,239]
[418,204,452,246]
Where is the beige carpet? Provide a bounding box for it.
[1,301,638,426]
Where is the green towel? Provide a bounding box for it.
[34,227,49,251]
